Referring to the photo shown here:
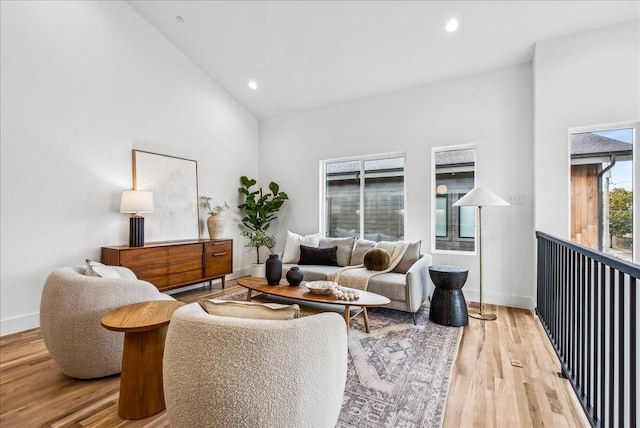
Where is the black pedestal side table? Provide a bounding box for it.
[428,265,469,327]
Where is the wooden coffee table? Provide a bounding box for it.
[237,277,390,333]
[101,300,185,420]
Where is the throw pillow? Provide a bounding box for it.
[198,299,300,320]
[319,237,355,266]
[392,240,422,273]
[350,239,377,265]
[84,259,121,279]
[298,245,339,266]
[281,231,321,263]
[363,248,391,271]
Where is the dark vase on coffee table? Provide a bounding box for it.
[286,267,304,286]
[265,254,282,285]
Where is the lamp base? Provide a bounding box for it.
[468,309,497,321]
[129,216,145,247]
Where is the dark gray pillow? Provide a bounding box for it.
[392,240,422,273]
[298,245,339,266]
[319,237,355,266]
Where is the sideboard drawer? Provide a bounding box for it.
[205,241,232,278]
[119,247,169,286]
[167,244,204,285]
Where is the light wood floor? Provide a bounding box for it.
[0,279,589,428]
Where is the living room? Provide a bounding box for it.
[1,1,638,427]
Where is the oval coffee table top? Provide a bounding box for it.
[101,300,185,333]
[237,277,390,307]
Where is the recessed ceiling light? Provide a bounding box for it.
[445,18,459,33]
[248,80,258,90]
[176,16,184,23]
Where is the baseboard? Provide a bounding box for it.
[463,289,534,311]
[1,312,39,337]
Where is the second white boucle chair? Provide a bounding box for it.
[40,265,175,379]
[163,303,349,428]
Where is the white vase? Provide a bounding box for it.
[206,215,225,239]
[251,263,266,278]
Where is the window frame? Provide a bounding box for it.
[319,152,406,239]
[568,121,639,264]
[431,144,477,255]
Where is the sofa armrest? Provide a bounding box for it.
[405,254,433,313]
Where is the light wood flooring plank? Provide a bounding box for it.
[1,280,589,427]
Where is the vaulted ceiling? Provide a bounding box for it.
[128,1,639,119]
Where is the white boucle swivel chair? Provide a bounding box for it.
[163,303,349,428]
[40,266,175,379]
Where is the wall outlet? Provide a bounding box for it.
[507,193,525,205]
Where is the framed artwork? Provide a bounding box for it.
[132,150,199,242]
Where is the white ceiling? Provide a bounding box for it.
[128,1,639,119]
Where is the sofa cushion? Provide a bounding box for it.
[283,264,339,281]
[298,245,338,266]
[363,248,391,271]
[198,299,300,320]
[319,237,355,266]
[282,231,321,263]
[392,240,422,274]
[350,239,377,265]
[368,273,407,302]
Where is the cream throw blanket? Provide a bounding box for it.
[327,241,410,291]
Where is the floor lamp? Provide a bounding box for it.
[453,186,510,321]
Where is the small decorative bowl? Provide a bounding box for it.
[305,281,336,295]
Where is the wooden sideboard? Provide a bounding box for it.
[101,239,233,292]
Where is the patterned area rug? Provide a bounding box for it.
[216,289,462,428]
[338,307,462,428]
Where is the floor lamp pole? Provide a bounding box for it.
[469,205,497,321]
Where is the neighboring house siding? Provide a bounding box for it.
[571,164,600,249]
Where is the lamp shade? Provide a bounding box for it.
[120,190,154,214]
[452,186,510,207]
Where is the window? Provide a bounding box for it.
[323,155,404,241]
[570,124,637,263]
[432,146,476,252]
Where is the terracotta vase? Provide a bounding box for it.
[206,215,225,239]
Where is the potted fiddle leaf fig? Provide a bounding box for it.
[238,176,288,276]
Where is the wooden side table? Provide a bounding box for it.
[101,300,185,420]
[428,265,469,327]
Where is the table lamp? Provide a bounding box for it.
[453,186,510,320]
[120,190,154,247]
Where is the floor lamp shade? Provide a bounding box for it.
[120,191,154,247]
[453,186,509,320]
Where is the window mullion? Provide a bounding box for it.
[359,160,365,239]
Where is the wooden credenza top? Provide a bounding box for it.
[102,238,220,251]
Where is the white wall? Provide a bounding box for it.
[534,20,640,238]
[0,1,259,335]
[260,63,535,309]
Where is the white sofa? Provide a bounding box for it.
[163,303,348,428]
[280,235,433,322]
[40,265,174,379]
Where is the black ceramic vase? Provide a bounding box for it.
[265,254,282,285]
[286,266,304,286]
